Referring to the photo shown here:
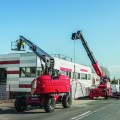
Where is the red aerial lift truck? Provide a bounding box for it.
[71,31,111,99]
[12,36,72,113]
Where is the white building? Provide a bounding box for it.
[0,52,100,98]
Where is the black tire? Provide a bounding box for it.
[44,97,56,113]
[117,96,120,100]
[15,96,27,112]
[62,94,72,108]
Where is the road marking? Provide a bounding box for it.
[72,104,87,107]
[93,107,104,113]
[75,112,93,120]
[70,107,104,120]
[70,111,91,119]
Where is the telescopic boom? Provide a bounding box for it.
[18,36,55,75]
[71,31,104,77]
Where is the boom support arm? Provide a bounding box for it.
[18,36,55,75]
[71,31,104,77]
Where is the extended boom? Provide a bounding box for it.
[71,31,111,99]
[72,31,104,77]
[18,36,54,75]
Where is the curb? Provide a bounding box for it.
[0,99,14,104]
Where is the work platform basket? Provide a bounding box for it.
[11,41,26,51]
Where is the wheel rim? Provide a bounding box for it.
[50,98,55,109]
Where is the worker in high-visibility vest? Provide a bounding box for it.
[22,41,25,49]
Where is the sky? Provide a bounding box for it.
[0,0,120,79]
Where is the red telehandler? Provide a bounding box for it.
[13,36,72,113]
[71,31,112,99]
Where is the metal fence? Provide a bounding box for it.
[0,84,10,100]
[51,54,72,62]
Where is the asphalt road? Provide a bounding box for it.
[0,98,120,120]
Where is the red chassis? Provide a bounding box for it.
[15,74,72,113]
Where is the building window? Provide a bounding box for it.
[78,73,80,79]
[20,67,26,77]
[67,72,71,78]
[31,67,36,77]
[60,71,72,78]
[81,73,87,79]
[20,67,36,77]
[26,67,31,77]
[87,74,91,80]
[60,71,66,76]
[37,67,43,76]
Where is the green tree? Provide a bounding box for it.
[91,66,110,77]
[100,66,110,77]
